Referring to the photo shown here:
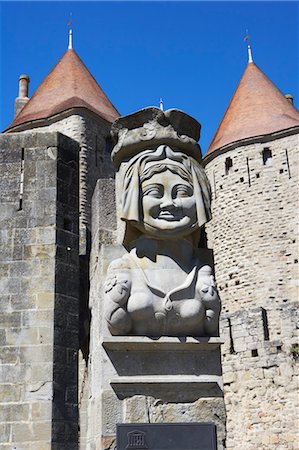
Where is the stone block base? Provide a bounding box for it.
[88,337,226,450]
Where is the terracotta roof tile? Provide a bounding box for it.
[6,49,120,131]
[206,62,299,156]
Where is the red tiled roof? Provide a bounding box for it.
[6,49,120,131]
[206,62,299,156]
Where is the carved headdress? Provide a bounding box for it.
[111,107,202,168]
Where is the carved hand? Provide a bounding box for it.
[197,266,221,334]
[104,270,132,335]
[104,273,131,306]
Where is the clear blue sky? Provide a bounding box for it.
[1,1,298,154]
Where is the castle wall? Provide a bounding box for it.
[220,305,298,450]
[14,112,116,447]
[205,132,299,449]
[0,132,80,449]
[205,133,298,321]
[17,111,115,250]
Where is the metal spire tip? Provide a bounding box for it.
[244,30,253,64]
[247,44,253,63]
[68,29,73,50]
[68,13,73,50]
[159,98,164,111]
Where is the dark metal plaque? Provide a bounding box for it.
[117,423,217,450]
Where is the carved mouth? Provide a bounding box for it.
[158,212,181,221]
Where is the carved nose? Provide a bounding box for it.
[160,195,175,209]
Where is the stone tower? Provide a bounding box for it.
[5,47,120,249]
[0,42,119,449]
[204,51,299,449]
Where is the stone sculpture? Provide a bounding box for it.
[104,107,220,336]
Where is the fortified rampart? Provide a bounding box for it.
[0,132,80,449]
[205,129,299,449]
[205,131,299,318]
[220,305,298,449]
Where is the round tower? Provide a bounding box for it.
[204,51,299,449]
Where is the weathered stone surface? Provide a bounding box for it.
[0,131,80,448]
[205,133,299,450]
[0,384,21,402]
[104,111,218,337]
[102,390,122,435]
[87,108,225,449]
[0,424,10,443]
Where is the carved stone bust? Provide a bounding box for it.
[104,107,220,337]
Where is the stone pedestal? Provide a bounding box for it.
[87,245,226,450]
[87,107,226,449]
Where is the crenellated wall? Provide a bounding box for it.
[220,305,298,450]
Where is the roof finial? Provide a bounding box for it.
[159,98,164,111]
[68,13,73,50]
[247,45,253,63]
[244,30,253,63]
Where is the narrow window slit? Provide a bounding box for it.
[246,157,251,187]
[228,318,235,354]
[261,307,269,341]
[95,136,98,167]
[225,157,233,175]
[18,148,25,211]
[285,149,291,178]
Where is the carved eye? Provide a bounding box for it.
[174,185,193,198]
[142,184,163,198]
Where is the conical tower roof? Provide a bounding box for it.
[206,61,299,157]
[6,49,120,131]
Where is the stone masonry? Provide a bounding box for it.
[86,180,226,450]
[205,130,299,450]
[16,110,115,248]
[0,132,80,450]
[13,111,117,448]
[205,132,299,317]
[1,40,298,449]
[221,305,298,450]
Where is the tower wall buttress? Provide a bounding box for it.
[0,132,80,449]
[205,132,299,449]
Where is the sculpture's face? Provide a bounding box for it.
[140,169,197,238]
